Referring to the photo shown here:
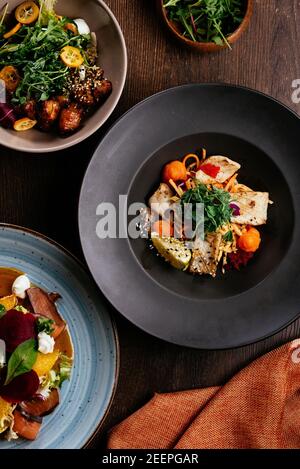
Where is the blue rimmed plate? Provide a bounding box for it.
[0,224,119,449]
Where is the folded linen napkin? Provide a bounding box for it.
[108,339,300,449]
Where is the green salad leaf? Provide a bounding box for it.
[0,15,91,104]
[163,0,245,48]
[4,338,37,385]
[181,181,233,234]
[58,354,72,386]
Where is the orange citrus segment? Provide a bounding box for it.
[32,350,60,377]
[15,1,39,25]
[0,66,20,92]
[13,117,37,131]
[0,294,17,311]
[60,46,84,68]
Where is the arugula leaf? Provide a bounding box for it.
[4,339,37,385]
[181,181,233,234]
[163,0,245,48]
[58,354,72,387]
[37,316,55,335]
[0,18,90,104]
[223,230,233,242]
[0,304,6,319]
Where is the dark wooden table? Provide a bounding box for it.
[0,0,299,448]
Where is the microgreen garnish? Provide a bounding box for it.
[36,316,55,335]
[163,0,245,48]
[181,181,233,234]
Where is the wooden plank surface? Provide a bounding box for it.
[0,0,299,447]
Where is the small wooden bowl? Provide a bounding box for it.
[157,0,253,52]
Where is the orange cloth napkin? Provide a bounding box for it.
[108,339,300,449]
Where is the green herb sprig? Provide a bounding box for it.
[163,0,245,48]
[0,16,90,104]
[37,316,55,335]
[181,181,233,234]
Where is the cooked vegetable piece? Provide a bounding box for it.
[1,370,39,403]
[231,191,269,226]
[149,183,174,217]
[13,117,37,131]
[56,95,70,108]
[27,287,65,339]
[15,1,39,24]
[152,220,174,238]
[226,249,254,270]
[199,163,220,179]
[0,310,36,353]
[152,236,191,270]
[59,103,83,135]
[196,156,240,184]
[238,227,261,253]
[21,100,37,120]
[0,66,20,92]
[93,79,112,102]
[0,103,16,128]
[0,294,17,312]
[3,22,21,38]
[182,153,200,171]
[60,46,84,68]
[32,350,59,377]
[13,409,41,440]
[20,388,59,417]
[189,233,222,277]
[37,99,60,131]
[162,160,188,183]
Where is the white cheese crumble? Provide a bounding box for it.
[12,274,30,299]
[38,332,55,354]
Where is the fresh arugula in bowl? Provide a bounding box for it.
[163,0,246,48]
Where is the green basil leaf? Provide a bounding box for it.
[0,304,6,319]
[4,339,37,385]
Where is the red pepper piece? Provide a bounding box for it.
[199,163,221,179]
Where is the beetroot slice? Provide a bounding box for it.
[0,370,39,404]
[0,310,36,353]
[20,388,60,417]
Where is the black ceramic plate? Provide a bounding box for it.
[79,84,300,349]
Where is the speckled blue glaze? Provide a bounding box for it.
[0,225,118,449]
